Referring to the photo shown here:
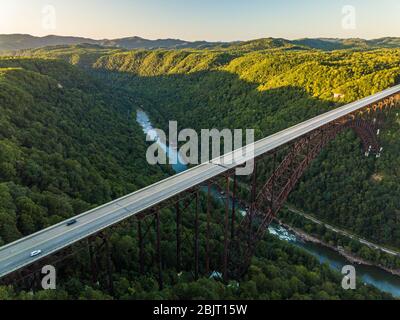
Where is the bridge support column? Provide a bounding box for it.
[155,211,163,290]
[104,235,114,295]
[156,211,164,291]
[87,237,98,285]
[23,273,34,292]
[249,162,257,245]
[223,175,230,283]
[194,191,200,280]
[231,174,237,241]
[137,218,145,274]
[270,152,277,211]
[205,183,211,275]
[176,202,182,273]
[34,271,42,291]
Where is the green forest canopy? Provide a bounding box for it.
[0,44,400,299]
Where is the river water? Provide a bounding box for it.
[136,109,400,298]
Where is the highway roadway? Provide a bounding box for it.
[1,84,400,279]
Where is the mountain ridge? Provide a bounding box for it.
[3,34,400,51]
[0,34,226,51]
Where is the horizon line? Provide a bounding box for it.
[2,32,400,43]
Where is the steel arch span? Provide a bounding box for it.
[1,86,400,289]
[229,116,385,278]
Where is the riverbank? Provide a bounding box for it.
[276,219,400,277]
[286,206,400,257]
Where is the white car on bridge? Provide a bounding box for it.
[30,250,42,257]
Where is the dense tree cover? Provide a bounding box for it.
[92,48,400,249]
[1,182,389,300]
[291,37,400,51]
[223,49,400,101]
[224,37,307,52]
[94,50,235,76]
[93,47,400,103]
[218,37,400,52]
[0,228,392,300]
[11,44,123,68]
[279,209,400,271]
[290,124,400,248]
[1,45,400,300]
[0,57,164,245]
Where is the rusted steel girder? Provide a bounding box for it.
[194,191,200,280]
[176,202,182,273]
[229,116,384,278]
[5,92,399,287]
[155,211,163,290]
[223,176,230,283]
[87,237,98,285]
[231,175,237,242]
[205,183,211,274]
[137,218,145,274]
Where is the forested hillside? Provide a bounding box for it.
[0,34,226,51]
[1,232,392,300]
[0,44,400,300]
[92,47,400,249]
[0,57,163,245]
[6,45,123,68]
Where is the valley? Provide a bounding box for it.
[0,42,400,300]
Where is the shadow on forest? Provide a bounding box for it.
[95,67,339,141]
[93,66,400,249]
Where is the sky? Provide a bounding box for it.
[1,0,400,41]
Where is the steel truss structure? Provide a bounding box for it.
[1,92,399,291]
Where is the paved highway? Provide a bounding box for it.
[1,84,400,278]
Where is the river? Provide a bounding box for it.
[136,109,400,298]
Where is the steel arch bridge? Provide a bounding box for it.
[1,86,400,291]
[229,116,385,278]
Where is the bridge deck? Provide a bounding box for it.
[1,84,400,278]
